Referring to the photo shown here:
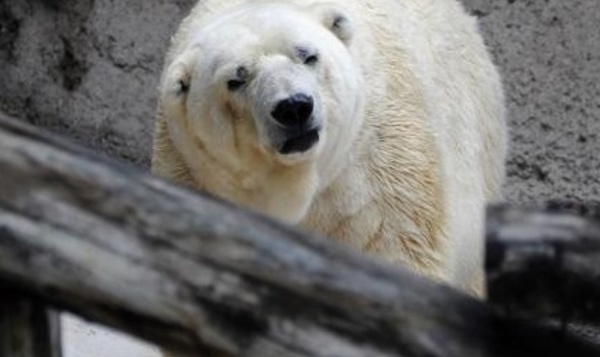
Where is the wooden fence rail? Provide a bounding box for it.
[0,113,599,357]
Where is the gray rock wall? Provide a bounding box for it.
[0,0,196,165]
[1,0,599,204]
[466,0,600,203]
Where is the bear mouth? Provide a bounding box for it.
[279,128,320,154]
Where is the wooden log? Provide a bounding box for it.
[0,293,62,357]
[486,204,600,327]
[0,112,598,357]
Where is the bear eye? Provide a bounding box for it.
[227,66,249,91]
[297,46,319,66]
[227,79,245,91]
[304,54,319,66]
[177,79,190,94]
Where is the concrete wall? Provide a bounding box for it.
[1,0,599,203]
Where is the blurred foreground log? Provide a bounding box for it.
[0,293,61,357]
[0,112,599,357]
[487,204,600,327]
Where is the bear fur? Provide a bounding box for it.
[152,0,506,296]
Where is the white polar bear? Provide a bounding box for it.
[66,1,506,357]
[152,0,506,296]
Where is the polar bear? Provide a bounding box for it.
[152,0,506,296]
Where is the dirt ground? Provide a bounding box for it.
[1,0,599,355]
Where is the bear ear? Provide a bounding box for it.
[310,5,354,44]
[161,47,200,100]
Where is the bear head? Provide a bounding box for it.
[162,2,363,163]
[159,2,365,222]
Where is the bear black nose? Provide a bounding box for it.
[271,94,314,127]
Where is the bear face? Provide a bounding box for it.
[158,3,365,222]
[161,3,363,169]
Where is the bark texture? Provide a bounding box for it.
[0,113,598,357]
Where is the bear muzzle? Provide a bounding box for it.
[271,93,321,155]
[271,93,314,127]
[279,127,321,154]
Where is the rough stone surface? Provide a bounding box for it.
[0,0,196,166]
[1,0,599,205]
[464,0,600,203]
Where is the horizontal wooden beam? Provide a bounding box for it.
[0,113,598,357]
